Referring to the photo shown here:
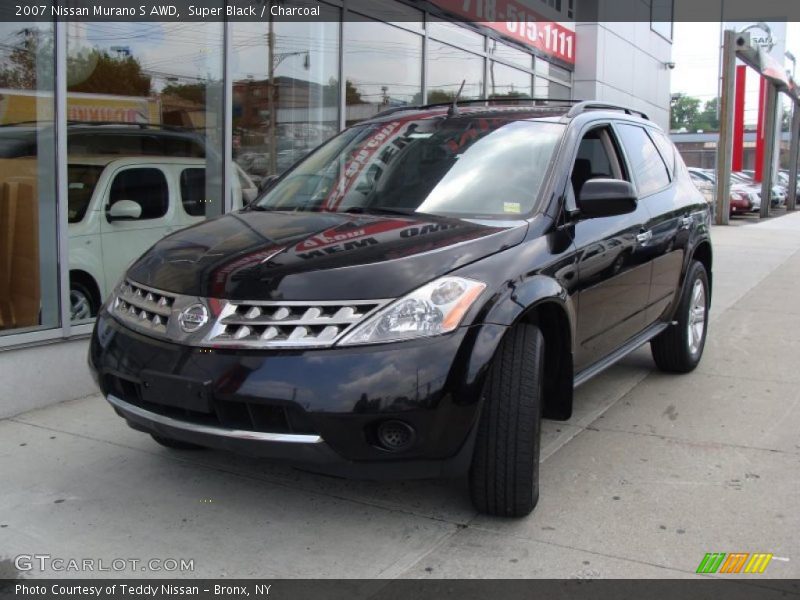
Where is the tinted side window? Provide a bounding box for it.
[109,168,168,220]
[180,168,206,217]
[649,129,676,177]
[616,124,670,197]
[571,127,625,199]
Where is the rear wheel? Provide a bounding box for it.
[150,434,206,450]
[469,323,544,517]
[651,260,709,373]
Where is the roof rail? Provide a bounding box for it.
[371,98,582,119]
[65,120,203,132]
[566,102,649,120]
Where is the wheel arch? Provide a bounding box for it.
[516,299,574,421]
[691,239,712,303]
[69,269,102,308]
[481,273,576,422]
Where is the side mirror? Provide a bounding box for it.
[578,179,638,218]
[107,199,142,222]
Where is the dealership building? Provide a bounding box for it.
[0,0,673,417]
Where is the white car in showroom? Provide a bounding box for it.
[68,156,253,321]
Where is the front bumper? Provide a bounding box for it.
[89,310,507,479]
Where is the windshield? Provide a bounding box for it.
[253,117,564,219]
[68,164,105,223]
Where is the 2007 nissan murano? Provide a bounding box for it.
[89,100,712,517]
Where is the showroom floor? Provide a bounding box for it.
[2,212,800,587]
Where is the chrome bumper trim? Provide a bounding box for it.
[107,394,323,444]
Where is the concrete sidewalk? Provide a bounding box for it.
[2,214,800,582]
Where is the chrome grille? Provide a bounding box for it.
[112,280,176,334]
[109,280,389,349]
[206,300,387,348]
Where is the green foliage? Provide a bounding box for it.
[67,49,151,96]
[162,82,206,104]
[670,93,701,131]
[0,27,54,90]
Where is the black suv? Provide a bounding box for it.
[89,100,712,517]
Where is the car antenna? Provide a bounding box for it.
[447,80,467,117]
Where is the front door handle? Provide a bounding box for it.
[636,230,652,244]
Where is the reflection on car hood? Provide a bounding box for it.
[126,210,528,300]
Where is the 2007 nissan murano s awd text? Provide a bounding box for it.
[89,99,712,517]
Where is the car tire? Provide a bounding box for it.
[150,434,206,451]
[651,260,709,373]
[469,322,544,518]
[70,281,98,322]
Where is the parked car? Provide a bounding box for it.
[0,121,209,159]
[68,156,251,321]
[734,171,785,208]
[686,167,757,215]
[89,100,712,517]
[729,186,754,215]
[687,168,714,205]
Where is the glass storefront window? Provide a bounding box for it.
[535,77,571,100]
[0,12,574,347]
[66,21,224,323]
[489,39,533,70]
[427,41,484,103]
[427,19,485,54]
[231,13,340,184]
[344,18,422,125]
[535,58,572,84]
[0,22,59,336]
[489,62,532,99]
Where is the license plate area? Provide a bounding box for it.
[140,370,213,413]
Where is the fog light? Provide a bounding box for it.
[376,420,415,452]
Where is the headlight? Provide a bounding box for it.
[338,276,486,346]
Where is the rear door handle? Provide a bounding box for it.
[636,231,652,244]
[680,215,693,229]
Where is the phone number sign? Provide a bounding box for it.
[433,0,576,65]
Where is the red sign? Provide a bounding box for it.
[432,0,576,65]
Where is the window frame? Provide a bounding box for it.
[611,121,673,199]
[106,166,170,223]
[562,121,631,215]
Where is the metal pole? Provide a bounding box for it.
[716,29,737,225]
[223,20,233,213]
[760,83,778,219]
[55,21,71,335]
[787,102,800,211]
[267,13,277,175]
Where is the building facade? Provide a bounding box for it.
[0,0,672,417]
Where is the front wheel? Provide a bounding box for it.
[651,260,709,373]
[469,322,544,517]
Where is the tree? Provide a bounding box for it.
[0,27,54,90]
[695,97,720,132]
[67,50,151,96]
[425,89,456,104]
[162,82,206,105]
[670,93,701,131]
[488,90,530,100]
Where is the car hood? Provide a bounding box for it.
[126,210,528,300]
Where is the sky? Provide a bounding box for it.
[671,21,800,126]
